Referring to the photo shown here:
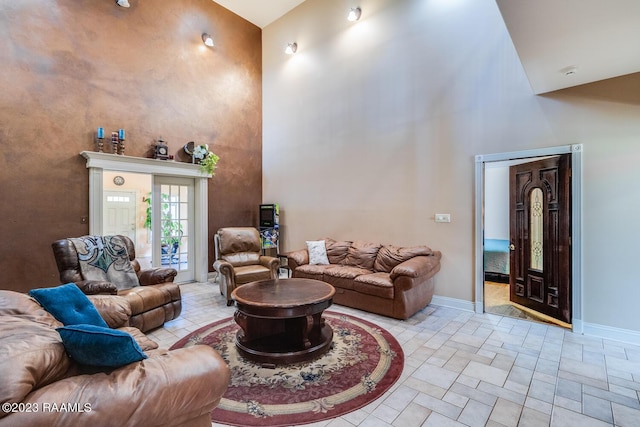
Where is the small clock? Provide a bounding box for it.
[113,176,125,186]
[155,141,170,160]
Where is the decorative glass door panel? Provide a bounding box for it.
[529,187,544,271]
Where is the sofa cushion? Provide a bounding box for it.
[57,324,147,367]
[218,227,262,267]
[306,240,329,265]
[294,264,333,282]
[0,290,61,328]
[374,245,433,273]
[87,295,131,329]
[323,238,352,264]
[221,252,261,267]
[232,264,273,285]
[323,265,371,290]
[343,241,381,270]
[0,316,71,417]
[353,272,394,299]
[29,283,108,328]
[119,326,159,352]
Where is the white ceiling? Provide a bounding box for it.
[213,0,640,95]
[496,0,640,94]
[212,0,307,28]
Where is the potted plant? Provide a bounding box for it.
[144,193,183,263]
[192,144,220,176]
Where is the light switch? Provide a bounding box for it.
[435,213,451,223]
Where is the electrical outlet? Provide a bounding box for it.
[435,213,451,223]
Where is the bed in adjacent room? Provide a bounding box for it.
[484,238,510,283]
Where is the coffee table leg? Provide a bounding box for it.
[302,315,313,349]
[234,311,249,341]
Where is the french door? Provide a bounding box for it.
[152,176,195,283]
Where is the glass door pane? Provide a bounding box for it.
[153,177,195,283]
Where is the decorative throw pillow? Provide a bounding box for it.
[56,324,148,367]
[29,283,108,328]
[306,240,330,265]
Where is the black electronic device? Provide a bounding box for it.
[259,204,279,228]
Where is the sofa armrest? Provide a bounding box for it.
[74,280,118,295]
[390,252,442,281]
[259,255,280,272]
[87,295,131,329]
[10,346,230,427]
[285,249,309,270]
[213,259,234,279]
[137,268,177,286]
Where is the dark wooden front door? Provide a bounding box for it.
[509,155,571,324]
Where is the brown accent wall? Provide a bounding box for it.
[0,0,262,292]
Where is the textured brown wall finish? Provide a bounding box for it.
[0,0,262,292]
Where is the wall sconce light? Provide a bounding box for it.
[347,7,362,21]
[202,33,214,47]
[285,42,298,55]
[116,0,130,7]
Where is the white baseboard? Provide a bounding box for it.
[431,295,475,312]
[582,322,640,346]
[432,295,640,346]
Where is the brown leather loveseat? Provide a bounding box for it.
[0,290,229,427]
[286,238,441,319]
[52,235,181,332]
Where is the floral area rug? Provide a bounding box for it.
[169,311,404,427]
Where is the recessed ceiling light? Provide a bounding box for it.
[560,66,578,76]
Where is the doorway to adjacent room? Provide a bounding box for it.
[81,151,211,283]
[474,145,583,332]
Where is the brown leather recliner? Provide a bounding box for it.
[52,235,181,332]
[213,227,279,305]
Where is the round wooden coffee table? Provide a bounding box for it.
[231,278,335,366]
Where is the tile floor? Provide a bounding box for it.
[147,281,640,427]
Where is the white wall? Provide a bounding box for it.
[484,166,509,240]
[262,0,640,332]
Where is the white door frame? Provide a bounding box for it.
[81,151,211,283]
[474,144,583,333]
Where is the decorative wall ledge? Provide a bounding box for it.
[80,151,212,178]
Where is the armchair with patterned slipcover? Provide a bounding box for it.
[213,227,279,305]
[51,235,181,332]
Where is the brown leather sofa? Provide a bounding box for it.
[286,239,442,319]
[0,290,230,427]
[213,227,279,305]
[52,235,181,332]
